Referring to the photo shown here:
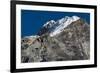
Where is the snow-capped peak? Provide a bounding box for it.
[39,16,80,37]
[49,16,80,37]
[43,20,56,28]
[57,16,70,24]
[72,16,80,22]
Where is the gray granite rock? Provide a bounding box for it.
[21,19,90,63]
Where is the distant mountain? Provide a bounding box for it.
[21,16,90,63]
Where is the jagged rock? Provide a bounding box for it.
[21,16,90,63]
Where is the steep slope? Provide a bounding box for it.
[21,16,90,63]
[38,16,80,36]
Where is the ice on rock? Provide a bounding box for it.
[49,16,80,37]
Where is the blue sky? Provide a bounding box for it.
[21,10,90,37]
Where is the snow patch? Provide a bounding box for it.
[43,20,56,27]
[50,16,80,37]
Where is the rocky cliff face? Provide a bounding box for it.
[21,16,90,63]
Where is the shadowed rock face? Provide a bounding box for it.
[21,19,90,63]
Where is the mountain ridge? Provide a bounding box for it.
[21,16,90,63]
[38,16,80,37]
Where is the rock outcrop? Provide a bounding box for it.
[21,16,90,63]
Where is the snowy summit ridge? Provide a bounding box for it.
[50,16,80,37]
[39,16,80,37]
